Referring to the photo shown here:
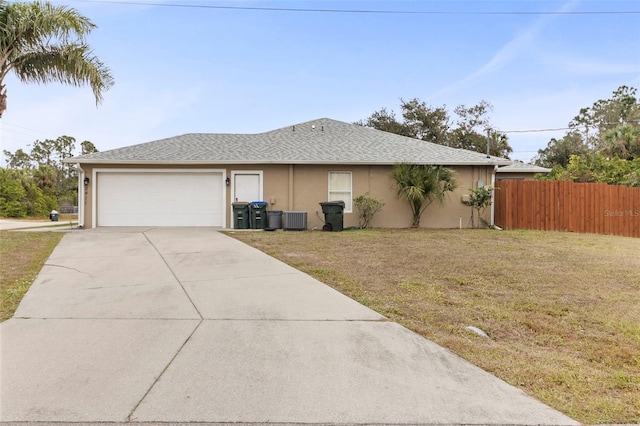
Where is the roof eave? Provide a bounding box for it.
[497,167,552,173]
[64,159,512,166]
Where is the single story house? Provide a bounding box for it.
[496,161,551,180]
[65,118,511,229]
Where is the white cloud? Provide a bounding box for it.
[541,54,640,76]
[1,78,204,155]
[431,0,582,99]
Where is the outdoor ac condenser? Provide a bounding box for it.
[282,211,307,231]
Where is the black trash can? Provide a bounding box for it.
[232,202,249,229]
[319,201,345,232]
[49,210,59,222]
[249,201,268,229]
[267,210,283,229]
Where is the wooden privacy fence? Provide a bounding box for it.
[494,180,640,238]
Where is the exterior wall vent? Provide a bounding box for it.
[283,211,307,230]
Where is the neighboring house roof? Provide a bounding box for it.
[497,161,551,173]
[66,118,512,166]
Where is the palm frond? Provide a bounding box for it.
[12,43,113,103]
[391,163,458,227]
[2,1,95,52]
[0,1,112,115]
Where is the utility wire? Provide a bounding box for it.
[500,120,640,134]
[68,0,640,15]
[502,127,571,134]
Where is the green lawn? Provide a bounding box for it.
[230,228,640,424]
[2,227,638,423]
[0,230,63,321]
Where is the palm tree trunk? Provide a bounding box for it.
[0,84,7,118]
[411,200,422,227]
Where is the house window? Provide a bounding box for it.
[328,171,352,212]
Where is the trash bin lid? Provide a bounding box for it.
[250,201,268,207]
[319,201,345,207]
[232,202,249,206]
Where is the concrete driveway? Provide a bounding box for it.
[0,228,578,424]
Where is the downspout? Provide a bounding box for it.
[490,165,498,227]
[288,164,294,210]
[77,164,85,228]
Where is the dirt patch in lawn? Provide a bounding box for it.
[229,228,640,424]
[0,230,63,321]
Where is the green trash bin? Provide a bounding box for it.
[249,201,268,229]
[319,201,345,232]
[232,202,249,229]
[49,210,59,222]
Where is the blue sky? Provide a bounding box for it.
[1,0,639,162]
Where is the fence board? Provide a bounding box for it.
[579,184,586,233]
[585,183,594,233]
[545,182,553,230]
[494,180,640,238]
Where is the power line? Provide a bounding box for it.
[1,122,56,143]
[68,0,640,15]
[2,121,46,135]
[502,127,571,134]
[500,120,640,134]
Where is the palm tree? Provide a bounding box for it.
[602,124,640,160]
[391,163,458,227]
[0,0,114,118]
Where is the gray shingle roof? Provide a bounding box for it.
[66,118,512,166]
[497,161,551,173]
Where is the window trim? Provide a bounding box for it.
[328,171,352,213]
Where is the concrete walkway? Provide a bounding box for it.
[0,228,578,424]
[0,218,77,231]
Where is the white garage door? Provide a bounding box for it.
[97,171,224,226]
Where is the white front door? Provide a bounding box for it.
[233,172,262,203]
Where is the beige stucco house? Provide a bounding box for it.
[65,118,511,229]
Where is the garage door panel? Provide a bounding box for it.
[97,172,223,227]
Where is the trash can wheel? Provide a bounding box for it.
[322,223,333,232]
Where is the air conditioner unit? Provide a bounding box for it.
[283,211,307,231]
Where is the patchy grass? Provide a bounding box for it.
[0,231,63,321]
[58,213,77,222]
[229,228,640,424]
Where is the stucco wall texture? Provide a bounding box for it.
[78,163,494,229]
